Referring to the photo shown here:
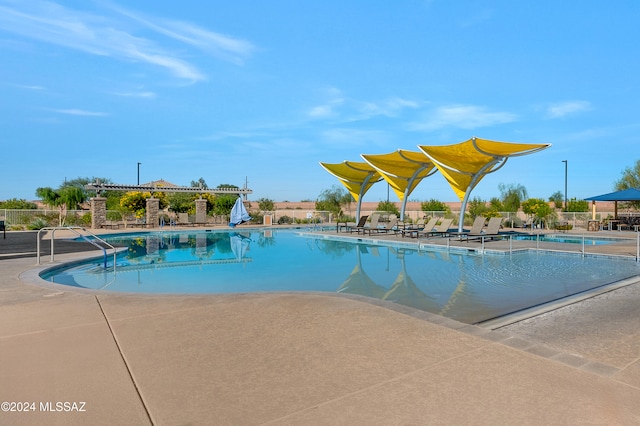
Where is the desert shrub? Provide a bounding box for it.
[27,217,48,230]
[278,215,293,224]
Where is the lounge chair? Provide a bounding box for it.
[464,217,504,242]
[449,216,486,240]
[364,214,399,235]
[350,213,380,234]
[419,218,454,238]
[341,215,368,233]
[402,217,438,238]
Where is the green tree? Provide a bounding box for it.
[489,197,504,212]
[376,200,399,216]
[167,192,195,213]
[615,160,640,209]
[119,191,168,220]
[566,198,589,212]
[315,185,352,216]
[420,199,450,213]
[191,178,209,189]
[217,183,239,190]
[549,191,564,209]
[36,186,86,226]
[521,198,554,228]
[0,198,37,209]
[467,197,489,219]
[257,198,275,211]
[211,194,237,215]
[498,183,527,212]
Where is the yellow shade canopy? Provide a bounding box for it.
[419,137,550,202]
[361,150,437,220]
[321,137,550,229]
[319,161,383,218]
[419,137,551,233]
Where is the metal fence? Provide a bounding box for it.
[0,209,90,226]
[0,208,617,229]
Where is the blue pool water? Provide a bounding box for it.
[41,229,640,324]
[513,234,617,245]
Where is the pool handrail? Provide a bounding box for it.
[36,226,117,270]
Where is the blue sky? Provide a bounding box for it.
[1,1,639,204]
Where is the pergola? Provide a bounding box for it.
[585,188,640,220]
[84,180,252,229]
[85,181,252,198]
[321,137,551,231]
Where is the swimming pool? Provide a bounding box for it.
[513,234,619,245]
[41,229,640,324]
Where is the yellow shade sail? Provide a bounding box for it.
[419,137,550,202]
[319,161,382,202]
[321,137,549,229]
[361,150,437,202]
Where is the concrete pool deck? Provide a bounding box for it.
[1,228,639,425]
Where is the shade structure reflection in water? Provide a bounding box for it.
[41,230,640,324]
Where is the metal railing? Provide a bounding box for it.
[36,227,117,270]
[437,232,640,262]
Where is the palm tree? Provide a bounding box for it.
[498,183,528,212]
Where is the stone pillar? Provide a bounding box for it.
[146,198,159,228]
[90,197,107,229]
[195,198,207,225]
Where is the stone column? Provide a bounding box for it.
[146,198,159,228]
[90,197,107,229]
[195,198,207,225]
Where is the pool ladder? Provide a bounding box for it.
[36,226,117,270]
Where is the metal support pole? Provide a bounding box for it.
[562,160,568,210]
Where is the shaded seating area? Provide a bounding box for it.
[448,216,486,240]
[586,188,640,231]
[417,218,454,238]
[337,215,368,233]
[462,217,504,242]
[402,217,438,238]
[350,213,381,234]
[321,138,550,229]
[364,214,399,235]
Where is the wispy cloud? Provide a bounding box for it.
[108,4,255,65]
[307,87,344,119]
[307,88,419,122]
[51,108,109,116]
[354,97,420,120]
[0,1,255,82]
[546,101,592,118]
[410,104,517,131]
[14,84,45,90]
[113,91,156,99]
